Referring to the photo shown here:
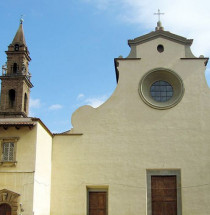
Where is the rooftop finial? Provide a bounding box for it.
[154,9,164,31]
[20,15,24,24]
[12,15,26,46]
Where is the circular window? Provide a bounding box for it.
[139,68,184,109]
[157,44,164,53]
[150,80,173,102]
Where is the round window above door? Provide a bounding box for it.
[139,68,184,109]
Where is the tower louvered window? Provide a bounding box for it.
[3,142,14,161]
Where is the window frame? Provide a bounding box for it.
[0,137,19,167]
[139,68,184,109]
[147,169,182,215]
[2,142,15,162]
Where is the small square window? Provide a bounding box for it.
[0,137,19,167]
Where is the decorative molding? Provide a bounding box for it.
[139,68,184,110]
[180,57,209,66]
[128,30,193,46]
[0,189,20,215]
[0,137,19,141]
[0,161,17,167]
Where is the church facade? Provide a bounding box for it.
[0,20,209,215]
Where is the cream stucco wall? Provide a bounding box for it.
[0,125,37,215]
[0,120,52,215]
[33,122,52,215]
[51,36,210,215]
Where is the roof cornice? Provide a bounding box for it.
[0,75,33,88]
[0,117,53,137]
[128,30,193,46]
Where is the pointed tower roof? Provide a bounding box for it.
[11,18,26,46]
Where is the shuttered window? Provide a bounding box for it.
[3,142,15,162]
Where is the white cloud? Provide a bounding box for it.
[84,0,210,56]
[85,95,108,108]
[77,93,85,100]
[29,110,35,117]
[75,94,109,108]
[30,98,41,108]
[49,104,63,110]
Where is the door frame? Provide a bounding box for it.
[146,169,182,215]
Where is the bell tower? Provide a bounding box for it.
[0,18,33,118]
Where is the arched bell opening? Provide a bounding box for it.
[12,63,18,74]
[24,93,27,112]
[8,89,16,108]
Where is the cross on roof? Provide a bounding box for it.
[154,9,164,22]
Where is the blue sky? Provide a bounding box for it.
[0,0,210,133]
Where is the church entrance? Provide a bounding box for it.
[88,191,107,215]
[0,204,11,215]
[151,176,177,215]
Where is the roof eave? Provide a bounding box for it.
[128,31,193,47]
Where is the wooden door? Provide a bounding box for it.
[151,176,177,215]
[0,204,11,215]
[89,192,107,215]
